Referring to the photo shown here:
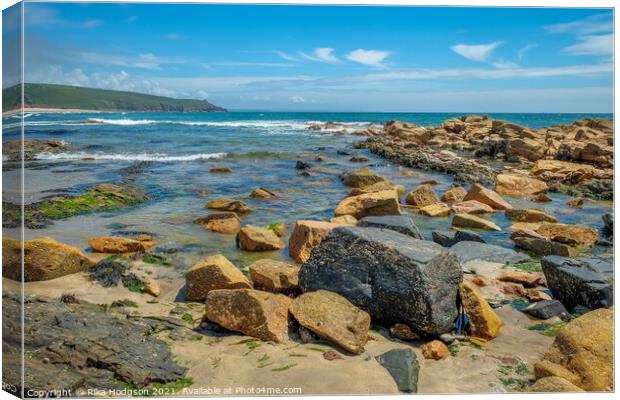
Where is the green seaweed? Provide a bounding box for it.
[447,342,460,357]
[127,282,147,294]
[510,261,543,273]
[527,322,566,337]
[142,254,171,266]
[271,363,297,372]
[181,313,194,324]
[210,357,222,369]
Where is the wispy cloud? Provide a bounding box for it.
[77,52,185,70]
[276,51,300,62]
[204,61,295,68]
[450,41,503,63]
[517,44,537,61]
[346,49,391,68]
[493,60,519,69]
[81,19,102,29]
[544,13,612,35]
[300,48,341,63]
[562,34,613,56]
[289,95,306,103]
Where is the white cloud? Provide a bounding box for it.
[493,60,519,69]
[289,95,306,103]
[81,19,102,29]
[77,52,185,70]
[346,49,391,68]
[276,51,299,62]
[562,34,613,56]
[451,41,503,63]
[544,13,612,35]
[300,48,341,63]
[206,61,295,68]
[517,44,537,61]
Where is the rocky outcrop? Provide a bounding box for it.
[237,225,285,251]
[541,256,613,310]
[357,215,423,239]
[495,173,548,196]
[375,348,420,393]
[341,167,392,189]
[452,214,501,231]
[3,236,94,282]
[3,139,68,161]
[299,226,462,336]
[206,198,252,214]
[290,290,370,354]
[249,259,299,294]
[288,220,342,263]
[185,254,252,301]
[459,282,503,340]
[88,236,152,253]
[334,189,402,219]
[193,212,241,234]
[534,308,612,391]
[205,289,292,343]
[250,187,276,199]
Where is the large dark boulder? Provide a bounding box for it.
[299,226,462,336]
[541,256,613,310]
[357,215,423,239]
[449,241,530,265]
[432,230,485,247]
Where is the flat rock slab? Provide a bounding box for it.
[375,348,420,393]
[523,300,568,320]
[357,215,423,239]
[449,241,530,266]
[299,226,462,336]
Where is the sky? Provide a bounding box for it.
[2,3,614,112]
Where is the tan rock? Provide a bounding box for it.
[527,289,552,302]
[532,193,553,203]
[510,229,546,241]
[205,289,292,343]
[463,183,512,210]
[288,220,342,263]
[505,209,557,223]
[194,212,241,234]
[185,254,252,301]
[421,340,450,360]
[452,214,501,231]
[88,236,149,253]
[506,137,545,161]
[237,225,285,251]
[450,200,495,214]
[535,308,612,391]
[459,282,503,340]
[531,159,598,178]
[419,202,450,217]
[341,167,392,189]
[268,223,287,237]
[536,223,598,246]
[145,281,161,297]
[508,222,543,232]
[495,173,549,196]
[513,237,578,258]
[389,323,420,341]
[206,198,252,214]
[209,166,232,173]
[528,377,585,392]
[348,182,405,198]
[290,290,371,354]
[250,187,276,199]
[498,271,542,288]
[3,236,93,282]
[329,215,358,225]
[566,197,584,208]
[441,186,467,204]
[249,259,299,294]
[405,184,439,207]
[334,189,402,219]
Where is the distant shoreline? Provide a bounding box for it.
[3,107,109,116]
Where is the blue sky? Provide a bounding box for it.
[4,3,614,112]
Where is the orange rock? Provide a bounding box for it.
[421,340,450,360]
[237,225,285,251]
[288,220,343,263]
[405,184,439,207]
[463,183,512,210]
[498,271,542,288]
[88,236,148,253]
[451,200,495,214]
[441,186,467,204]
[495,173,548,196]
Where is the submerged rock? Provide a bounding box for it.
[341,167,392,188]
[3,236,94,282]
[290,290,370,354]
[357,215,423,239]
[205,289,292,343]
[299,226,462,336]
[193,212,241,235]
[375,348,420,393]
[206,198,252,214]
[88,236,152,253]
[185,254,252,301]
[250,187,276,199]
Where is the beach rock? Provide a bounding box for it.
[299,227,462,336]
[431,230,484,247]
[341,167,391,188]
[527,289,552,302]
[347,182,405,197]
[452,214,501,231]
[419,202,450,217]
[541,256,612,310]
[290,290,370,354]
[288,220,342,263]
[523,300,568,320]
[566,197,584,208]
[350,156,369,162]
[463,183,512,210]
[498,271,542,288]
[506,137,545,161]
[510,229,546,241]
[459,282,503,340]
[495,173,549,196]
[334,189,402,219]
[249,259,299,294]
[329,215,358,225]
[389,324,420,341]
[602,213,613,237]
[205,289,292,343]
[529,377,585,392]
[88,236,150,253]
[405,184,439,207]
[2,236,93,282]
[450,200,494,214]
[145,281,162,297]
[206,198,252,214]
[185,254,252,301]
[420,340,449,360]
[357,215,423,239]
[268,223,287,237]
[250,187,276,199]
[193,212,241,234]
[375,348,420,393]
[513,237,577,258]
[449,241,530,265]
[295,161,312,170]
[534,308,612,391]
[441,186,467,204]
[505,209,557,223]
[237,225,285,251]
[209,166,232,173]
[532,193,553,202]
[536,223,598,246]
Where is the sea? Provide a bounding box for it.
[2,111,614,275]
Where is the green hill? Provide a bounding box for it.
[2,83,226,112]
